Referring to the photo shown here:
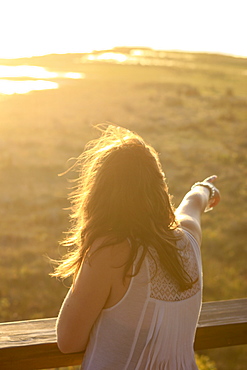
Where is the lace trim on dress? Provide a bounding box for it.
[148,239,200,302]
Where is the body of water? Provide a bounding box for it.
[1,48,246,95]
[0,65,85,95]
[0,48,199,95]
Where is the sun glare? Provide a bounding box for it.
[87,52,128,63]
[82,49,197,69]
[0,80,58,95]
[0,65,85,95]
[0,66,58,79]
[63,72,84,79]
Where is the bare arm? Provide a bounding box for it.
[56,239,131,354]
[56,244,113,353]
[175,175,220,244]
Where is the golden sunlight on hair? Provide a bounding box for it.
[52,125,188,289]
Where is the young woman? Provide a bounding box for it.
[52,125,220,369]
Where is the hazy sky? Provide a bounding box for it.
[1,0,246,58]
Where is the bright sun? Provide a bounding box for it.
[0,0,246,59]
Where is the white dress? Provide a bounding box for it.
[82,230,202,370]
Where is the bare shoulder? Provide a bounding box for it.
[88,237,132,268]
[176,215,202,245]
[111,239,132,266]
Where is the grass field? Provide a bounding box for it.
[0,49,246,369]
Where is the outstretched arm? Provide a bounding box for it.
[175,175,220,244]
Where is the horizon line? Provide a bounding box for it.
[0,46,246,60]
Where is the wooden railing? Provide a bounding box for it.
[0,298,247,370]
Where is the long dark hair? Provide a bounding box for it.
[52,125,194,291]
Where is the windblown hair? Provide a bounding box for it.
[52,125,194,291]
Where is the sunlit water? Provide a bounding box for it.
[0,79,59,95]
[82,49,196,68]
[1,48,246,95]
[1,48,226,95]
[0,66,85,95]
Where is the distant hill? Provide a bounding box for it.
[0,46,246,70]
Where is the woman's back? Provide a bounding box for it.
[82,229,202,370]
[54,126,220,368]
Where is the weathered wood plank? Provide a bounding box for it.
[0,299,246,370]
[0,344,83,370]
[194,298,247,350]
